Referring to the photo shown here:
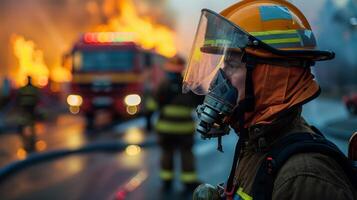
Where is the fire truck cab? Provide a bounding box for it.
[66,32,166,126]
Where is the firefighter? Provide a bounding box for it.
[184,0,357,199]
[154,55,202,193]
[17,76,40,152]
[144,93,157,132]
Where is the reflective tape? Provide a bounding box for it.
[236,187,252,200]
[261,37,301,44]
[160,170,174,180]
[180,172,197,183]
[204,39,232,46]
[145,97,158,111]
[162,105,193,118]
[251,29,316,48]
[251,29,298,37]
[155,120,195,134]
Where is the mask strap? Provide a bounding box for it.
[241,53,256,112]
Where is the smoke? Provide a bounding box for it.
[308,0,357,92]
[284,0,357,92]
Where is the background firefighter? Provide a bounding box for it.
[17,76,40,152]
[185,0,357,199]
[154,55,202,193]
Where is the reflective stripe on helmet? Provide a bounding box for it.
[155,120,196,134]
[204,39,232,47]
[250,29,297,36]
[251,29,316,48]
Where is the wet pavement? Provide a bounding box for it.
[0,97,355,200]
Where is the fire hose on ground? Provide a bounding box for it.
[0,139,156,184]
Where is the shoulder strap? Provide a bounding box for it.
[252,132,357,200]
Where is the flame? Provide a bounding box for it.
[95,0,177,57]
[11,34,49,87]
[51,63,72,83]
[11,34,72,87]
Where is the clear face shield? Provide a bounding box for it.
[183,9,259,151]
[183,9,255,95]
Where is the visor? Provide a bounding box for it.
[183,9,254,95]
[183,9,334,95]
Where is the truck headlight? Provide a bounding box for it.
[124,94,141,106]
[67,94,83,107]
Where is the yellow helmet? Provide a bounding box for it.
[221,0,315,51]
[183,0,334,95]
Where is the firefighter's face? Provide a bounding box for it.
[222,54,246,101]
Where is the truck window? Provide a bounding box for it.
[73,50,135,72]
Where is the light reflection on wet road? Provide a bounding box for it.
[0,97,355,200]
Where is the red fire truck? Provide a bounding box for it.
[66,32,166,127]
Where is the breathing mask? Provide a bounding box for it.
[195,69,238,151]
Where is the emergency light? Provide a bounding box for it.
[83,32,136,44]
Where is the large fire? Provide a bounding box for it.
[11,34,72,88]
[95,0,177,57]
[10,0,176,88]
[11,34,50,87]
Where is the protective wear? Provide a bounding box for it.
[184,0,339,198]
[183,0,334,129]
[230,111,357,200]
[183,0,334,94]
[195,69,238,150]
[18,83,39,107]
[155,56,202,191]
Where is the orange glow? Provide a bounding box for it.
[35,123,46,135]
[69,106,80,114]
[35,140,47,151]
[11,34,72,87]
[125,145,141,156]
[11,34,49,87]
[95,0,176,57]
[126,105,138,115]
[124,170,148,191]
[16,148,27,160]
[123,127,144,144]
[51,64,72,83]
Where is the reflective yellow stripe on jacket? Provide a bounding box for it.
[160,170,174,180]
[155,120,195,134]
[180,171,197,183]
[162,105,193,118]
[145,96,158,111]
[236,187,252,200]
